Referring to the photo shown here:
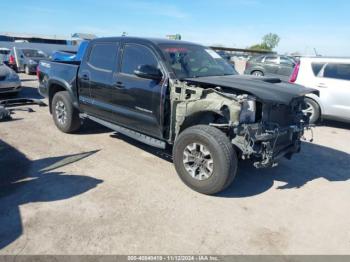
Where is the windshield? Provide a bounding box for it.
[22,49,47,58]
[160,44,237,79]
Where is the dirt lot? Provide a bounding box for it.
[0,74,349,254]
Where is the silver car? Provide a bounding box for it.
[0,62,21,95]
[291,57,350,123]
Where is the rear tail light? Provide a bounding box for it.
[36,65,40,79]
[9,55,15,64]
[289,62,300,83]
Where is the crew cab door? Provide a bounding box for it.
[77,41,120,120]
[112,43,165,138]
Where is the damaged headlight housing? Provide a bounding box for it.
[239,99,256,124]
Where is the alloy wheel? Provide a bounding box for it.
[183,142,214,181]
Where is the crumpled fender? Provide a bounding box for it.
[170,80,242,138]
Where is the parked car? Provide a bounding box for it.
[0,62,21,95]
[37,37,317,195]
[245,55,296,79]
[0,48,11,64]
[290,57,350,123]
[216,50,232,62]
[52,40,89,62]
[10,48,48,74]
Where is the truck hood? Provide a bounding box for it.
[184,75,319,105]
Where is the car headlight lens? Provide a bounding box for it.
[239,99,256,123]
[28,59,37,65]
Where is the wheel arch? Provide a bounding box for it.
[48,78,76,114]
[250,67,265,75]
[179,110,229,134]
[305,94,323,116]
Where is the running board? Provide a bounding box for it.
[84,114,166,149]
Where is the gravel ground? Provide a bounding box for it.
[0,74,349,255]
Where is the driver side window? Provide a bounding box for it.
[121,44,159,75]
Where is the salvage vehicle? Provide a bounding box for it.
[10,47,48,74]
[245,55,296,80]
[0,62,21,95]
[290,57,350,124]
[37,37,317,194]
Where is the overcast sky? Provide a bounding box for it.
[1,0,349,56]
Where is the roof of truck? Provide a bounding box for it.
[92,36,202,46]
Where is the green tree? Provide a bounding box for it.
[262,33,280,50]
[250,33,280,51]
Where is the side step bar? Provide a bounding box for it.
[84,114,166,149]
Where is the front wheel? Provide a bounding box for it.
[173,125,237,195]
[52,91,81,133]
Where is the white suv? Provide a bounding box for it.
[290,57,350,124]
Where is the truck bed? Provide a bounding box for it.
[38,60,80,98]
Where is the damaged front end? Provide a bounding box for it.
[169,79,312,169]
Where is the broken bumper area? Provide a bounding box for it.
[232,123,305,168]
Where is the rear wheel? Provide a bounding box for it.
[252,70,264,77]
[303,98,320,124]
[52,91,81,133]
[173,125,237,195]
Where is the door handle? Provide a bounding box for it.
[114,82,125,89]
[317,83,328,88]
[81,74,89,81]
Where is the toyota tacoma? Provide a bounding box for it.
[38,37,318,195]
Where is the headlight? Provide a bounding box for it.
[28,59,37,65]
[239,99,256,123]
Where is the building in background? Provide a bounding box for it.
[0,32,97,57]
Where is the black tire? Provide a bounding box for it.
[52,91,81,133]
[251,70,264,77]
[304,98,320,124]
[173,125,237,195]
[24,65,30,75]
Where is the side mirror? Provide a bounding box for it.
[134,64,162,81]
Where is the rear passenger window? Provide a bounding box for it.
[323,63,350,81]
[251,56,264,62]
[280,57,294,66]
[311,63,325,76]
[121,44,158,75]
[88,43,118,71]
[264,56,278,64]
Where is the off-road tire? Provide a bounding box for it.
[52,91,81,133]
[304,98,320,124]
[173,125,237,195]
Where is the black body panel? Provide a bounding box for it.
[184,75,319,105]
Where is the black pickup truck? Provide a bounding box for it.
[38,37,317,195]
